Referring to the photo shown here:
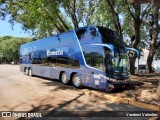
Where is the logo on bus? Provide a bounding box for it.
[47,50,64,56]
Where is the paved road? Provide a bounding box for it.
[0,65,153,120]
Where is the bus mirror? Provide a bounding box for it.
[127,51,135,57]
[126,47,140,59]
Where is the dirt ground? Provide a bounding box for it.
[101,74,160,106]
[0,65,158,119]
[130,74,159,105]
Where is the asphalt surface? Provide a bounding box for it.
[0,65,155,120]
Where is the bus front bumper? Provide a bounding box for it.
[107,77,131,91]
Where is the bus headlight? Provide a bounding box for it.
[109,77,130,83]
[108,84,115,88]
[109,78,117,82]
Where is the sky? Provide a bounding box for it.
[0,16,31,38]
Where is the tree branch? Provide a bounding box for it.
[73,0,78,28]
[55,11,70,30]
[54,24,64,33]
[106,0,117,15]
[125,0,136,20]
[106,0,122,38]
[141,4,152,21]
[39,4,65,33]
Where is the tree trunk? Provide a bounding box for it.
[147,48,156,73]
[106,0,123,39]
[147,6,159,73]
[56,11,70,31]
[54,24,65,33]
[129,55,137,74]
[125,3,141,75]
[130,20,141,75]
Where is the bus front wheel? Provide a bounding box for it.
[72,74,82,88]
[25,68,29,76]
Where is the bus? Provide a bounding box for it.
[20,26,140,91]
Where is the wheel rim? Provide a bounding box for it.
[73,76,81,87]
[25,69,28,75]
[29,69,32,76]
[62,73,68,84]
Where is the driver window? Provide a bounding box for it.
[90,47,104,71]
[82,46,105,71]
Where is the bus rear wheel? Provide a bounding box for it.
[28,68,33,77]
[61,72,69,85]
[72,74,82,88]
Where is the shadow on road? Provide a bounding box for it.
[16,91,147,119]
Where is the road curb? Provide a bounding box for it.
[84,91,159,111]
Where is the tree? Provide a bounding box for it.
[89,0,123,37]
[123,0,152,74]
[146,6,160,73]
[155,47,160,59]
[106,0,123,39]
[0,0,99,38]
[131,0,160,73]
[0,36,32,63]
[131,0,160,7]
[0,0,73,38]
[95,0,153,75]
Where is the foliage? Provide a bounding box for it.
[155,48,160,58]
[0,36,32,63]
[146,6,160,72]
[0,0,101,38]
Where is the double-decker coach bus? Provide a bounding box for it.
[20,26,140,91]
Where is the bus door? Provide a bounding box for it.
[90,68,105,90]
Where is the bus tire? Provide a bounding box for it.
[25,68,29,76]
[28,68,33,77]
[72,74,83,88]
[61,72,69,85]
[24,68,27,75]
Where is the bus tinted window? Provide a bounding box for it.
[97,26,125,48]
[56,57,80,68]
[69,58,80,68]
[48,57,56,67]
[82,46,92,66]
[76,28,89,41]
[56,57,69,67]
[82,46,104,71]
[89,27,98,39]
[90,47,104,71]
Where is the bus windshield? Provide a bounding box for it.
[105,54,129,75]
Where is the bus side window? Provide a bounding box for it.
[69,58,80,68]
[91,53,104,71]
[56,57,69,67]
[89,27,98,39]
[29,53,32,60]
[25,54,27,60]
[48,57,56,67]
[82,46,92,66]
[76,28,88,40]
